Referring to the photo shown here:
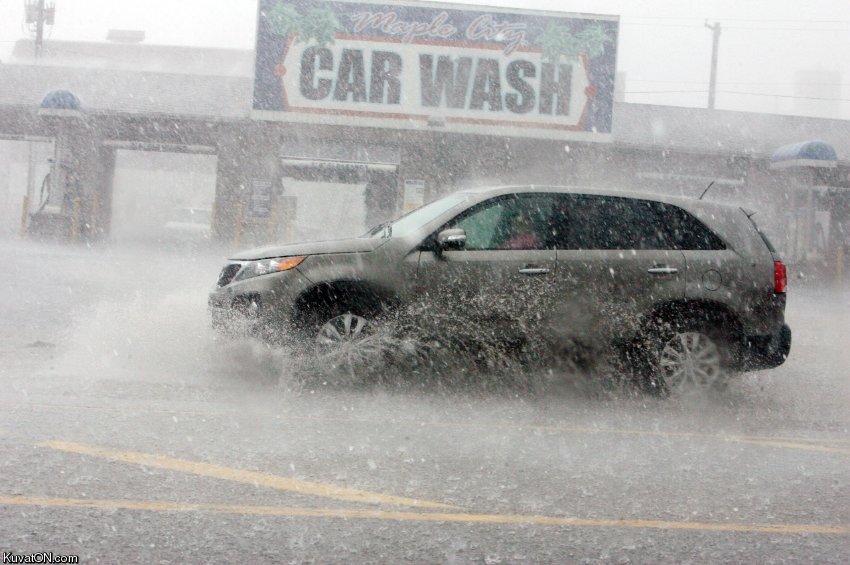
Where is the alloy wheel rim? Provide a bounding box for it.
[312,313,397,379]
[316,313,370,345]
[659,331,723,391]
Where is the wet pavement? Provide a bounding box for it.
[1,238,848,563]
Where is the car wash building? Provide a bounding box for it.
[237,0,619,244]
[1,0,849,275]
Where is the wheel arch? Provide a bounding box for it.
[290,280,399,330]
[642,298,744,338]
[632,299,746,393]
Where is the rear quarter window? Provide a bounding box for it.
[657,203,727,250]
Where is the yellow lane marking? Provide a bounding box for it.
[0,495,846,535]
[728,438,850,455]
[39,441,459,511]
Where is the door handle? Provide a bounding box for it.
[647,266,678,275]
[519,267,551,275]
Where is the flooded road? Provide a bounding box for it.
[1,238,848,563]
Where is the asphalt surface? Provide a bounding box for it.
[1,238,848,564]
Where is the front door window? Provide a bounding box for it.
[448,195,555,250]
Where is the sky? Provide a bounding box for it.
[1,0,849,120]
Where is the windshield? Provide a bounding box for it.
[363,193,472,238]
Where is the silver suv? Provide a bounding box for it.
[209,186,791,391]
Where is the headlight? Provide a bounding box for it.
[235,256,306,281]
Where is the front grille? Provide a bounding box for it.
[216,263,242,287]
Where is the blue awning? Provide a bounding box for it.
[40,89,81,110]
[38,89,84,119]
[770,140,838,169]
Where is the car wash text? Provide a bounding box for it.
[298,45,575,117]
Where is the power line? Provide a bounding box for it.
[627,90,709,95]
[625,16,850,25]
[720,91,850,102]
[622,21,850,32]
[722,24,850,31]
[625,89,850,102]
[629,79,850,86]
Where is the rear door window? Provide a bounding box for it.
[550,196,726,251]
[552,195,673,250]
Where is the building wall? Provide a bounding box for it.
[4,106,843,266]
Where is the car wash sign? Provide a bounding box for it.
[253,0,618,140]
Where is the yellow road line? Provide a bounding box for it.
[39,441,459,511]
[728,438,850,455]
[0,495,846,535]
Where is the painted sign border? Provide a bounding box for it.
[252,0,619,141]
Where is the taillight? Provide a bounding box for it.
[774,261,787,294]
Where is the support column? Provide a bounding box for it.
[213,125,282,247]
[90,146,116,240]
[28,116,101,241]
[56,120,102,242]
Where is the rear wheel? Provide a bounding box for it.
[659,330,723,389]
[640,317,733,396]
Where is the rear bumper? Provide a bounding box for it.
[738,324,792,371]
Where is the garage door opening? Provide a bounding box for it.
[0,139,54,238]
[110,150,217,250]
[278,158,398,243]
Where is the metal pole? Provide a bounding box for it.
[19,195,30,237]
[26,140,37,213]
[705,21,721,110]
[35,0,46,59]
[234,200,244,247]
[70,196,81,242]
[89,187,100,240]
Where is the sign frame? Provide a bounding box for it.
[252,0,618,141]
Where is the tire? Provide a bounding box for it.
[639,316,734,396]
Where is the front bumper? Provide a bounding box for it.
[739,324,792,371]
[208,266,314,343]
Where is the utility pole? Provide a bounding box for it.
[35,0,45,58]
[24,0,56,59]
[22,1,56,237]
[705,21,721,110]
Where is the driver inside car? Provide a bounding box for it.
[498,210,542,250]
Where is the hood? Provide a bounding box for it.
[229,237,386,261]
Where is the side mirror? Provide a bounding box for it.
[436,228,466,251]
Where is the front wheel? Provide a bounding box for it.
[316,312,373,346]
[308,308,385,376]
[307,304,434,383]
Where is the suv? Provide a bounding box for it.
[209,186,791,391]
